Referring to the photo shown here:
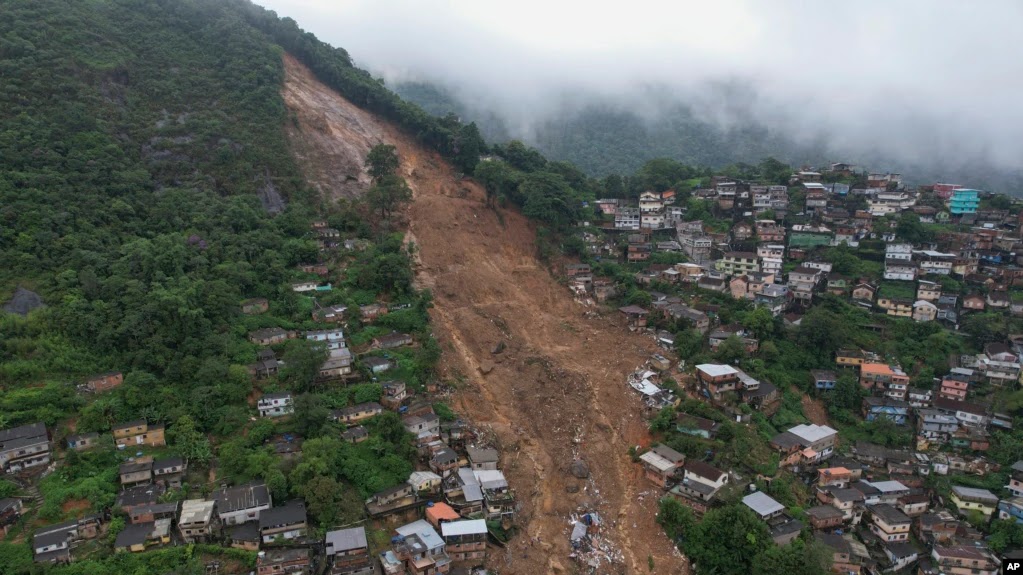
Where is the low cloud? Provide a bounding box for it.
[258,0,1023,177]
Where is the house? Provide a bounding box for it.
[949,486,998,517]
[618,305,649,328]
[851,283,877,302]
[114,520,171,553]
[859,363,910,398]
[85,371,123,392]
[298,262,329,276]
[863,397,910,425]
[466,447,499,471]
[403,412,441,438]
[359,303,388,322]
[112,420,165,448]
[116,484,166,516]
[913,300,938,322]
[939,374,971,401]
[997,497,1023,524]
[675,413,719,439]
[638,444,685,488]
[66,432,99,451]
[806,505,845,530]
[258,392,293,418]
[987,290,1011,308]
[917,409,959,442]
[326,526,372,575]
[373,332,413,350]
[743,491,785,521]
[291,281,318,293]
[381,381,407,410]
[341,426,369,444]
[949,189,980,215]
[716,252,759,276]
[249,327,290,346]
[897,492,930,517]
[836,349,865,367]
[933,397,991,428]
[213,481,272,526]
[256,549,312,575]
[128,501,178,525]
[178,499,217,543]
[1008,461,1023,497]
[153,457,186,489]
[963,293,986,311]
[363,356,392,373]
[409,471,443,495]
[664,303,710,332]
[320,348,354,379]
[771,424,839,467]
[260,500,307,543]
[680,460,728,497]
[756,220,786,242]
[818,467,853,489]
[815,533,862,574]
[811,370,837,391]
[312,303,348,323]
[333,403,384,426]
[929,545,999,575]
[920,280,941,302]
[0,422,51,473]
[0,498,23,535]
[868,504,911,543]
[731,221,754,241]
[392,520,452,575]
[698,276,728,293]
[473,469,514,519]
[430,447,460,476]
[695,363,739,399]
[241,298,269,314]
[119,458,153,488]
[440,519,488,563]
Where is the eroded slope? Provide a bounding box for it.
[281,54,686,574]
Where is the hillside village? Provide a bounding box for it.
[559,164,1023,574]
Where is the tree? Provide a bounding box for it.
[170,415,212,466]
[299,475,344,527]
[518,172,578,227]
[896,212,931,243]
[473,159,521,207]
[682,504,771,575]
[279,341,328,393]
[716,335,748,365]
[292,393,330,437]
[366,144,400,181]
[657,497,695,540]
[452,122,484,174]
[741,307,776,340]
[751,540,831,575]
[675,328,703,359]
[498,140,546,172]
[988,519,1023,552]
[366,174,412,219]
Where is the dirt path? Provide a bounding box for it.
[281,54,687,574]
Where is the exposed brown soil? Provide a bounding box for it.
[281,54,687,574]
[61,498,90,514]
[801,393,831,426]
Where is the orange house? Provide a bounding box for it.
[87,371,123,393]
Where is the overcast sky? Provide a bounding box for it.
[256,0,1023,171]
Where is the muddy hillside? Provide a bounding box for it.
[281,53,687,574]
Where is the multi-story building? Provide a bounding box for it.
[884,259,917,281]
[915,250,954,275]
[868,504,911,543]
[614,207,640,230]
[178,499,217,543]
[440,519,487,564]
[258,392,293,418]
[326,527,373,575]
[949,486,998,517]
[916,409,959,442]
[213,482,272,526]
[929,545,999,575]
[716,252,759,276]
[949,189,980,215]
[755,219,786,242]
[0,422,50,473]
[679,236,712,264]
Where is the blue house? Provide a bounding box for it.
[811,370,837,391]
[862,397,910,425]
[998,497,1023,524]
[949,189,979,215]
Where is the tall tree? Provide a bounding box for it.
[366,144,400,181]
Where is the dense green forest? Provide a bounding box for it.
[0,1,455,572]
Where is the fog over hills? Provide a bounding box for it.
[258,0,1023,190]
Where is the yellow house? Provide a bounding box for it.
[950,486,998,517]
[113,420,166,448]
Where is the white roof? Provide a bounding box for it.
[634,379,662,396]
[179,499,215,523]
[868,480,909,493]
[396,520,443,551]
[473,470,508,490]
[639,451,677,472]
[913,300,937,309]
[408,471,441,484]
[696,364,738,377]
[787,424,837,443]
[440,519,487,537]
[743,491,785,517]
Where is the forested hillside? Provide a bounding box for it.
[0,1,458,572]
